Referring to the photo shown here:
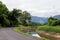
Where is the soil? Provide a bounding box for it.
[37,30,60,40]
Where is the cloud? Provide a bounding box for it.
[0,0,60,17]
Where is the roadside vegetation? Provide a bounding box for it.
[13,25,32,36]
[37,25,60,33]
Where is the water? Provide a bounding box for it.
[28,31,41,38]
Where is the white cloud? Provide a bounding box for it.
[0,0,60,17]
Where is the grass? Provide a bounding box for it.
[13,25,32,36]
[37,25,60,33]
[13,25,60,40]
[37,25,60,40]
[42,37,51,40]
[0,25,3,28]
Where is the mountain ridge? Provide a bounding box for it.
[31,15,60,23]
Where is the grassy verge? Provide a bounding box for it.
[13,25,32,36]
[13,25,60,40]
[42,37,51,40]
[37,25,60,40]
[37,25,60,34]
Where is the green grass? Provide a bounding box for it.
[37,25,60,33]
[0,25,3,28]
[13,25,32,36]
[42,37,51,40]
[37,25,60,40]
[13,25,60,40]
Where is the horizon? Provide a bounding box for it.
[0,0,60,17]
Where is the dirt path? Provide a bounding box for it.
[0,28,40,40]
[37,31,60,40]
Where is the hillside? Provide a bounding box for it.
[31,15,60,23]
[31,16,48,23]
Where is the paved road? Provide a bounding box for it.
[0,28,40,40]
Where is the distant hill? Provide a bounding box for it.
[31,15,60,23]
[31,16,48,23]
[53,15,60,19]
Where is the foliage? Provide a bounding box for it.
[0,1,9,27]
[37,25,60,33]
[0,1,31,27]
[48,17,60,26]
[51,20,60,26]
[13,25,31,36]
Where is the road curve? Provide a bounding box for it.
[0,28,40,40]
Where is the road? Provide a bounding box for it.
[0,28,40,40]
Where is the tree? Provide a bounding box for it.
[8,9,22,26]
[22,11,31,26]
[0,1,10,27]
[0,1,9,15]
[51,20,60,26]
[0,1,31,27]
[48,17,60,26]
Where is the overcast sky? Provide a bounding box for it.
[0,0,60,17]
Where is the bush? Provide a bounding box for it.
[38,25,60,33]
[51,20,60,26]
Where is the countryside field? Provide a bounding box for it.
[13,25,60,40]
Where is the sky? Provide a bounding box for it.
[0,0,60,17]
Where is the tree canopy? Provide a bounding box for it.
[0,1,31,27]
[48,17,60,26]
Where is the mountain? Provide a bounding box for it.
[31,15,60,23]
[31,16,48,23]
[53,15,60,19]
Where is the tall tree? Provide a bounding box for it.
[0,1,10,27]
[8,9,22,26]
[23,11,31,26]
[0,1,31,27]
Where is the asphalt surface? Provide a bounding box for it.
[0,28,40,40]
